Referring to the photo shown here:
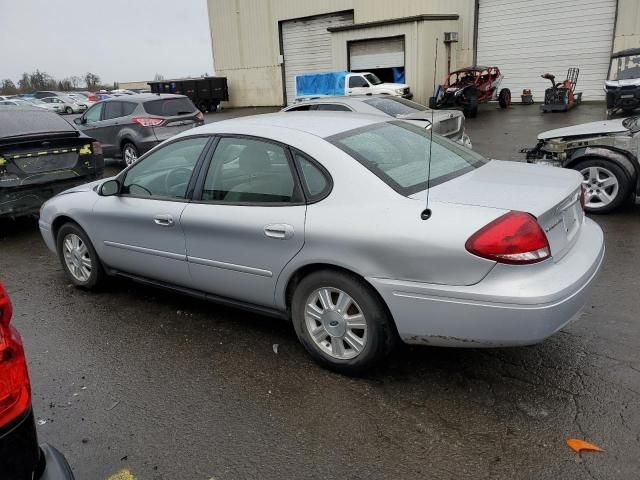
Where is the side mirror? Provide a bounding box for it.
[99,179,120,196]
[73,117,84,125]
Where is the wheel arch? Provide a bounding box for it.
[566,146,638,187]
[280,262,396,330]
[51,215,84,241]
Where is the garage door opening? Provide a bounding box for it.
[349,36,405,84]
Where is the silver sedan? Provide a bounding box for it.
[39,113,605,374]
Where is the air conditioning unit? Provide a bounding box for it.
[444,32,458,43]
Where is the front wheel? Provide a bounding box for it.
[291,270,396,375]
[65,106,73,114]
[122,142,139,167]
[56,223,105,289]
[498,88,511,109]
[574,159,632,213]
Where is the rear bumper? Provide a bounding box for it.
[0,175,102,218]
[39,444,75,480]
[368,218,605,347]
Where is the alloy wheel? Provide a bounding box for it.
[123,145,138,166]
[580,166,619,209]
[62,233,92,282]
[304,287,367,360]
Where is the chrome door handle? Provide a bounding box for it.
[264,223,294,240]
[153,214,174,227]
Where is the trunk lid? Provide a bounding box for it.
[411,160,584,260]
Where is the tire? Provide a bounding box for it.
[464,94,478,118]
[428,96,437,109]
[65,106,73,114]
[498,88,511,109]
[291,270,396,375]
[121,142,139,167]
[573,158,632,214]
[56,223,105,289]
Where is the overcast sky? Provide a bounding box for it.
[0,0,214,85]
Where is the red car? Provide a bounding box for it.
[0,282,74,479]
[429,66,511,118]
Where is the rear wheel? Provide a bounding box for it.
[56,223,105,289]
[291,270,396,375]
[122,142,139,167]
[65,106,73,114]
[574,159,631,213]
[498,88,511,109]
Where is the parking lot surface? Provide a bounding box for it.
[2,103,639,479]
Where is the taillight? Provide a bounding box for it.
[88,94,98,102]
[92,141,103,155]
[0,282,31,428]
[580,184,585,210]
[195,111,204,121]
[465,211,551,265]
[132,117,164,127]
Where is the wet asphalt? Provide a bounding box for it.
[1,103,639,479]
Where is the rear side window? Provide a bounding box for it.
[143,97,196,116]
[286,105,313,111]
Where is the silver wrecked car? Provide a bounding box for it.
[525,116,640,213]
[39,113,604,374]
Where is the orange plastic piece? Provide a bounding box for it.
[566,438,603,453]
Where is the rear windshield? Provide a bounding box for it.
[143,97,196,116]
[328,121,486,195]
[363,97,428,117]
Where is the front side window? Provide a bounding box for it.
[329,121,486,195]
[348,76,369,88]
[201,137,301,204]
[122,136,209,199]
[84,103,103,123]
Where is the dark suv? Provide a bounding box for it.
[73,94,204,165]
[0,281,74,479]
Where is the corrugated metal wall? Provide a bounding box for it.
[476,0,616,100]
[614,0,640,52]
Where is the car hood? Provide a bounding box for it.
[411,160,581,217]
[58,178,104,195]
[605,78,640,87]
[537,119,628,140]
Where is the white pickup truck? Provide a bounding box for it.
[294,71,412,102]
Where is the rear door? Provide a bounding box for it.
[180,136,306,307]
[90,136,211,285]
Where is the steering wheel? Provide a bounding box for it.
[164,167,193,196]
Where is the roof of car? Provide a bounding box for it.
[100,93,186,103]
[190,112,388,139]
[291,95,383,104]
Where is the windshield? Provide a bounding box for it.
[329,121,486,195]
[609,54,640,80]
[364,73,383,85]
[363,97,428,117]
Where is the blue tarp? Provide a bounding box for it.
[392,67,405,84]
[295,71,348,97]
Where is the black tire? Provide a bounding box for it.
[56,222,105,289]
[498,88,511,109]
[121,141,139,167]
[428,96,437,109]
[573,158,632,214]
[291,270,396,375]
[464,94,478,118]
[65,106,73,114]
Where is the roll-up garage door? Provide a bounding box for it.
[282,12,354,105]
[476,0,616,100]
[349,37,405,70]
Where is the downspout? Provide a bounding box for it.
[473,0,480,65]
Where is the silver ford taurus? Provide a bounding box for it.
[39,113,605,374]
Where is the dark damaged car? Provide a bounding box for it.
[0,106,104,218]
[524,116,640,213]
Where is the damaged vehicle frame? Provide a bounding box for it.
[0,106,104,218]
[524,116,640,213]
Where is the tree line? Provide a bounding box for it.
[0,70,118,95]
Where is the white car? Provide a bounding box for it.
[40,96,87,114]
[67,93,96,108]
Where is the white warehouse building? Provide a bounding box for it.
[207,0,640,107]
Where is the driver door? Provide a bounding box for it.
[347,75,370,95]
[90,136,211,286]
[76,103,112,150]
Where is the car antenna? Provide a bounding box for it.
[421,38,438,221]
